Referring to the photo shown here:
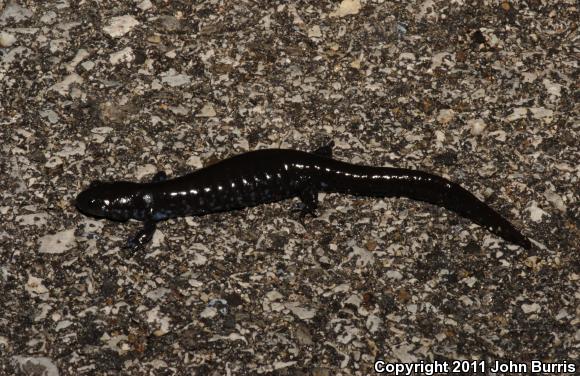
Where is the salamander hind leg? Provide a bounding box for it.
[125,220,157,249]
[295,185,319,218]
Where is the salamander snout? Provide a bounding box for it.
[75,181,138,221]
[75,188,107,218]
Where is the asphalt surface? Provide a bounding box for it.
[1,1,578,375]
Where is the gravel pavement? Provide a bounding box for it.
[1,1,578,375]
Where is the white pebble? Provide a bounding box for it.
[200,307,218,319]
[522,303,541,314]
[161,70,191,87]
[12,357,58,376]
[527,201,549,222]
[437,109,455,124]
[330,0,361,17]
[186,155,203,168]
[386,270,403,280]
[138,0,153,11]
[285,302,316,320]
[25,276,49,296]
[103,15,139,38]
[135,164,157,180]
[468,118,487,136]
[39,229,76,254]
[109,47,134,65]
[0,2,33,24]
[196,103,216,117]
[543,191,566,212]
[40,11,57,24]
[0,31,16,47]
[49,73,84,96]
[16,213,49,227]
[308,25,322,38]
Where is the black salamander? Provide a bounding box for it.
[75,142,531,250]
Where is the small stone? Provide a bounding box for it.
[200,306,218,319]
[81,61,95,71]
[366,315,382,333]
[138,0,153,11]
[0,2,33,25]
[285,302,316,320]
[289,94,303,103]
[471,88,486,100]
[191,253,207,265]
[431,52,453,69]
[169,105,188,115]
[506,107,528,122]
[196,103,216,117]
[66,49,90,72]
[295,324,314,345]
[186,155,203,168]
[49,73,84,96]
[399,52,416,61]
[39,229,76,254]
[55,320,73,331]
[146,288,171,301]
[437,109,455,124]
[0,31,17,47]
[462,276,477,288]
[489,130,506,142]
[40,109,59,124]
[109,47,134,65]
[40,11,57,25]
[147,34,162,44]
[308,25,322,38]
[25,276,49,296]
[45,156,63,168]
[542,79,562,97]
[468,118,487,136]
[350,56,362,69]
[135,164,157,180]
[161,69,191,87]
[16,213,49,227]
[330,0,362,17]
[12,357,59,376]
[521,71,537,83]
[49,39,67,53]
[386,270,403,280]
[413,0,437,21]
[157,15,181,32]
[103,15,139,38]
[266,290,284,301]
[56,141,86,157]
[344,294,362,308]
[521,303,541,314]
[527,201,549,222]
[543,190,566,212]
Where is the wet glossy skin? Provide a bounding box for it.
[75,145,531,250]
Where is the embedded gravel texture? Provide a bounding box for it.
[1,0,579,375]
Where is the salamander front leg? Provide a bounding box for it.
[294,185,319,218]
[125,220,157,249]
[152,171,167,183]
[312,140,334,157]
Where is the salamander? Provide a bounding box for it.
[75,142,531,250]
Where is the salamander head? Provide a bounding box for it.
[75,181,142,221]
